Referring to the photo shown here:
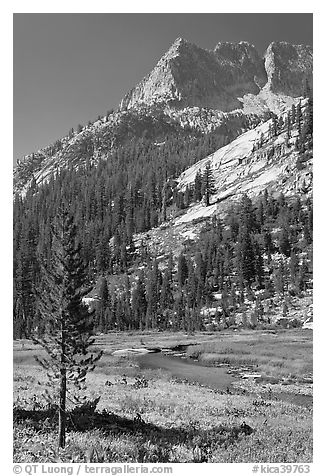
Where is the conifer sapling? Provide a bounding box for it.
[34,207,103,448]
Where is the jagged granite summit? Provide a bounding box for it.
[14,37,312,196]
[120,38,312,112]
[120,38,267,111]
[264,41,313,96]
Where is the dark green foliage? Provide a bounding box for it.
[177,253,188,288]
[146,260,161,329]
[13,95,313,334]
[34,207,102,447]
[237,226,256,287]
[14,185,312,334]
[202,161,216,206]
[263,230,273,257]
[279,227,291,257]
[194,170,203,202]
[96,277,109,332]
[291,104,296,125]
[285,112,291,146]
[131,271,147,330]
[271,117,278,137]
[254,242,264,289]
[160,268,173,319]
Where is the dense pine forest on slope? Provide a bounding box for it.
[13,90,312,338]
[14,105,263,197]
[13,31,314,464]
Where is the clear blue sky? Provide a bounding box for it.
[13,13,313,163]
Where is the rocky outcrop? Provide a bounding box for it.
[264,42,312,97]
[120,38,312,112]
[176,100,312,226]
[213,41,267,89]
[120,38,267,111]
[14,37,313,196]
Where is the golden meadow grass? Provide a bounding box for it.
[13,329,312,463]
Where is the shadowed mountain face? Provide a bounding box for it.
[120,38,312,112]
[264,42,313,97]
[120,38,267,111]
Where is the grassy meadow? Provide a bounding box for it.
[13,329,312,463]
[186,329,313,382]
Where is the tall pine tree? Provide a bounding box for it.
[35,207,103,448]
[202,162,215,206]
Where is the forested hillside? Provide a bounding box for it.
[13,91,313,338]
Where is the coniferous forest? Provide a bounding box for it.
[13,24,314,463]
[13,93,313,338]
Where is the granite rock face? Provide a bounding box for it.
[264,41,313,97]
[213,41,267,89]
[120,38,312,112]
[14,37,313,196]
[120,38,267,111]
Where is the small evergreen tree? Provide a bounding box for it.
[289,251,299,292]
[35,207,103,448]
[279,227,291,257]
[194,170,202,202]
[291,104,296,125]
[236,225,256,288]
[254,242,264,289]
[271,116,278,137]
[202,162,215,206]
[96,277,109,331]
[177,252,188,288]
[274,263,286,296]
[263,229,273,258]
[285,112,291,146]
[296,101,302,137]
[131,271,147,330]
[160,269,173,315]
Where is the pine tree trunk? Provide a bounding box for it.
[58,366,67,448]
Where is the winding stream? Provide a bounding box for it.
[138,351,235,390]
[137,351,313,408]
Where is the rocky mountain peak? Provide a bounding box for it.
[119,38,312,113]
[264,41,312,96]
[119,37,214,111]
[167,36,191,50]
[15,37,313,197]
[159,37,190,62]
[213,41,267,89]
[120,39,269,112]
[214,40,258,60]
